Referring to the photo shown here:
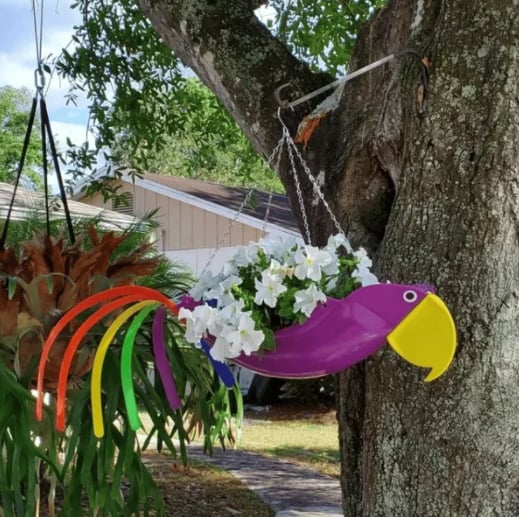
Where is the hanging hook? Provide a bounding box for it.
[274,83,292,109]
[34,64,45,94]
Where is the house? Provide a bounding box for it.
[74,173,300,275]
[0,182,136,231]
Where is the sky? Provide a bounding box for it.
[0,0,92,151]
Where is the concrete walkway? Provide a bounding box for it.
[188,445,343,516]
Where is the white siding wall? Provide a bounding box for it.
[165,246,240,276]
[78,181,298,278]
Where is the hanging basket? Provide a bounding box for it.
[232,284,457,381]
[0,226,161,390]
[179,235,457,383]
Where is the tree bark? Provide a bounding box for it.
[355,1,519,515]
[139,0,519,514]
[138,0,342,243]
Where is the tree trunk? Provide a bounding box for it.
[345,1,519,515]
[139,0,519,514]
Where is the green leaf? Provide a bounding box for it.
[7,276,16,300]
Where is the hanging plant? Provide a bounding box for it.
[178,233,457,382]
[0,216,241,516]
[179,233,375,359]
[0,225,160,388]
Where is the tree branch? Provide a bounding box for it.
[138,0,332,160]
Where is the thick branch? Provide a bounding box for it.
[138,0,331,159]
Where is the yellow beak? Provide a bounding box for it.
[387,293,457,381]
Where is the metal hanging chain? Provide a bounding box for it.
[282,125,312,242]
[199,187,256,278]
[261,132,286,233]
[199,134,290,276]
[275,110,346,240]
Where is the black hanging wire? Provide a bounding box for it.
[0,98,38,250]
[0,0,76,250]
[40,94,51,236]
[41,98,76,242]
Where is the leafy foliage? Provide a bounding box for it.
[0,86,43,188]
[0,215,241,515]
[57,0,184,183]
[57,0,384,192]
[267,0,388,76]
[115,79,283,192]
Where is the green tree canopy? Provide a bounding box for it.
[57,0,380,191]
[0,86,43,187]
[114,78,283,191]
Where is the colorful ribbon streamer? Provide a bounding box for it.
[152,307,182,410]
[121,304,159,433]
[37,285,178,421]
[200,338,235,388]
[92,301,158,438]
[56,295,147,431]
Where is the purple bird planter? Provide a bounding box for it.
[232,284,434,378]
[179,283,456,381]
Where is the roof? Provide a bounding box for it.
[127,173,300,235]
[0,182,136,230]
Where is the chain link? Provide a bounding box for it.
[286,135,345,236]
[199,187,256,277]
[262,133,286,233]
[283,126,311,242]
[275,111,345,238]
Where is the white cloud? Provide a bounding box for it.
[0,0,94,189]
[51,120,94,150]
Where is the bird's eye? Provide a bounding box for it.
[403,290,418,303]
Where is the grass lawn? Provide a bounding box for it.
[239,402,340,478]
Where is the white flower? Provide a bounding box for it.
[224,244,260,276]
[352,248,378,286]
[260,234,299,262]
[326,233,353,254]
[294,245,333,281]
[189,270,221,301]
[202,274,242,306]
[353,247,372,268]
[204,283,225,303]
[294,284,327,317]
[322,255,339,276]
[353,266,378,286]
[209,335,231,362]
[219,298,246,325]
[179,305,216,344]
[222,260,238,276]
[254,270,287,307]
[225,312,265,356]
[219,275,242,305]
[267,259,286,277]
[267,257,295,279]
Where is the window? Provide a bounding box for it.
[111,192,134,215]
